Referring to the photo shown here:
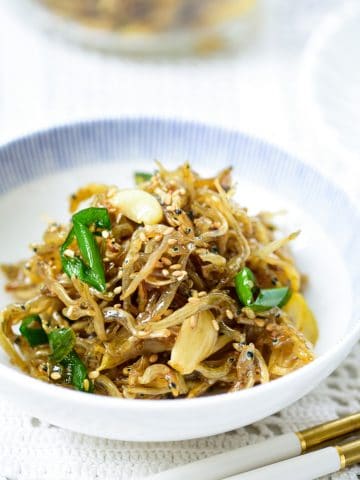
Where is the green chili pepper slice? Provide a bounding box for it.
[235,267,257,306]
[72,207,111,230]
[60,207,110,292]
[49,328,76,363]
[249,287,291,312]
[73,221,106,290]
[61,351,93,392]
[235,267,292,312]
[19,315,48,347]
[134,172,152,185]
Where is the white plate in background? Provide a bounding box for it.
[297,2,360,196]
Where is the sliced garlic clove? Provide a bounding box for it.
[109,189,163,225]
[169,310,218,375]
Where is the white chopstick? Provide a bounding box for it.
[225,446,341,480]
[225,439,360,480]
[146,433,301,480]
[146,413,360,480]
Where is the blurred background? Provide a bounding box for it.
[0,0,359,198]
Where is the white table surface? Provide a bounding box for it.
[0,1,359,479]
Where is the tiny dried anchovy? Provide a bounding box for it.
[0,162,316,399]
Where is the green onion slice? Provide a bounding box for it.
[235,267,257,306]
[249,287,291,312]
[60,207,110,292]
[235,267,291,312]
[134,172,152,185]
[61,351,93,392]
[19,315,48,347]
[49,328,76,363]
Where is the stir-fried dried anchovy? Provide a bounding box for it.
[0,163,317,399]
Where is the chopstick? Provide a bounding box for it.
[146,412,360,480]
[225,438,360,480]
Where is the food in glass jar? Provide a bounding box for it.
[38,0,256,34]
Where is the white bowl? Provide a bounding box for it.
[0,118,359,441]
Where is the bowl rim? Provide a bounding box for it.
[0,116,359,411]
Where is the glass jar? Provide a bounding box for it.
[24,0,259,54]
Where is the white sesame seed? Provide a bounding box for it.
[169,263,182,270]
[255,319,265,327]
[161,257,172,266]
[102,230,110,239]
[50,372,62,380]
[63,249,75,258]
[198,291,207,298]
[164,227,174,235]
[162,269,169,277]
[243,307,256,319]
[107,187,117,197]
[166,205,176,212]
[149,354,158,363]
[226,309,234,320]
[114,286,122,295]
[154,234,163,241]
[154,187,164,196]
[188,296,199,303]
[212,320,220,331]
[172,270,182,277]
[173,270,187,278]
[89,370,99,380]
[179,188,186,195]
